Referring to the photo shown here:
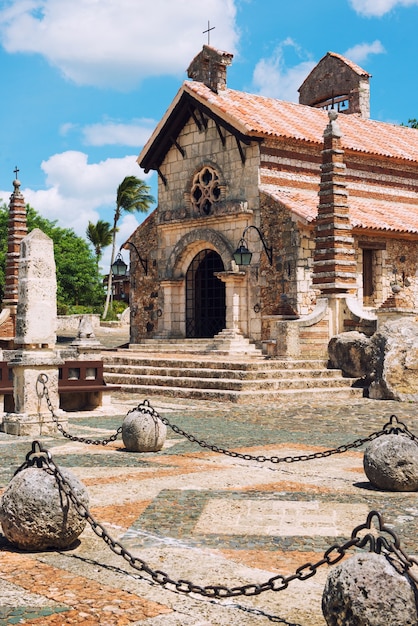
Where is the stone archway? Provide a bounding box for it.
[185,249,225,338]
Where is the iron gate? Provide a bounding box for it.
[185,249,225,338]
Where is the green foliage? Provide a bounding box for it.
[0,203,105,310]
[86,219,113,268]
[402,119,418,128]
[115,175,155,223]
[103,175,154,319]
[103,300,128,322]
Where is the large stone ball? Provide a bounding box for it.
[0,466,89,550]
[122,408,167,452]
[322,552,418,625]
[363,434,418,491]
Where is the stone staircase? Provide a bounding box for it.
[102,339,363,403]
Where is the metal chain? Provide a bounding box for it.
[37,373,122,446]
[135,400,416,464]
[37,373,418,462]
[15,441,417,598]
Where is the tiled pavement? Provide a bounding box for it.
[1,389,418,625]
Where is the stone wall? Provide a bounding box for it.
[57,314,101,332]
[128,211,160,343]
[260,192,318,319]
[354,237,418,310]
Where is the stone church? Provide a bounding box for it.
[125,46,418,358]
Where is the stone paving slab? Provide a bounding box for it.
[1,393,418,625]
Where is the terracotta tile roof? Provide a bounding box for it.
[185,81,418,162]
[260,185,418,235]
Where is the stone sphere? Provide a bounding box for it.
[363,434,418,491]
[0,466,89,550]
[122,408,167,452]
[322,552,418,625]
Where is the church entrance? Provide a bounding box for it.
[185,249,226,338]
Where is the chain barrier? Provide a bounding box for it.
[36,373,122,446]
[14,440,418,597]
[37,374,418,463]
[135,399,417,464]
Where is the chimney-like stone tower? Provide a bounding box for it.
[187,45,233,93]
[312,110,357,294]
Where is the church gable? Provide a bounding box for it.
[156,113,259,225]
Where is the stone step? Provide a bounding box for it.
[104,363,344,381]
[104,371,359,392]
[128,334,264,357]
[103,353,328,371]
[105,382,363,404]
[102,348,362,403]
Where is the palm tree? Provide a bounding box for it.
[86,219,113,270]
[103,176,154,319]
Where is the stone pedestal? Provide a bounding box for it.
[3,349,66,436]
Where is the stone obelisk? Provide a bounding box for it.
[3,229,66,436]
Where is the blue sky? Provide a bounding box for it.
[0,0,417,270]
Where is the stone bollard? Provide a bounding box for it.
[363,434,418,491]
[122,406,167,452]
[322,552,418,625]
[0,466,89,550]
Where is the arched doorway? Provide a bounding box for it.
[186,249,226,338]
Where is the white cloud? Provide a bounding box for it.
[343,40,386,63]
[251,39,315,101]
[0,151,155,272]
[0,151,153,242]
[0,0,239,89]
[82,119,157,147]
[349,0,418,17]
[251,37,386,101]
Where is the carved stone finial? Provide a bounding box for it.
[324,108,342,138]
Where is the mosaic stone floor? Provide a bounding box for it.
[1,393,417,625]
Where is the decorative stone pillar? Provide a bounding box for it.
[312,110,357,295]
[0,177,28,343]
[3,229,66,436]
[312,110,358,339]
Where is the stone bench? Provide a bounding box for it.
[0,360,120,414]
[58,360,120,411]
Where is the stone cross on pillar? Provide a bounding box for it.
[3,229,66,436]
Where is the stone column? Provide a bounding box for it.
[215,269,247,332]
[3,229,66,436]
[158,279,184,338]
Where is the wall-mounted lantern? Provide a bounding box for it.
[117,242,148,275]
[233,225,273,266]
[111,252,128,276]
